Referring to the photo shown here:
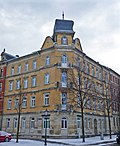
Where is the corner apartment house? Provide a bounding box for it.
[1,18,120,139]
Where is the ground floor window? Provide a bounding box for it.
[43,117,50,128]
[61,117,67,129]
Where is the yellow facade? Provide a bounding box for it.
[2,18,120,138]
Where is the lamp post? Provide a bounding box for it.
[43,109,50,146]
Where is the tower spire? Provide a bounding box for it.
[62,11,64,20]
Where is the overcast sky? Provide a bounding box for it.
[0,0,120,74]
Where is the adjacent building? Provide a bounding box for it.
[0,49,16,129]
[1,18,120,139]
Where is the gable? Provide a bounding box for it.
[74,38,83,51]
[41,36,54,50]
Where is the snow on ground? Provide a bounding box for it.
[49,135,116,145]
[0,135,117,146]
[0,139,67,146]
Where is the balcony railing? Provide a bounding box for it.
[55,104,73,112]
[56,82,73,90]
[57,62,73,68]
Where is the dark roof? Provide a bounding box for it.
[53,19,74,34]
[4,53,16,60]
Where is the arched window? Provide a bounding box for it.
[61,36,68,45]
[61,117,67,128]
[62,54,68,67]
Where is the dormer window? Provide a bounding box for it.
[61,36,68,45]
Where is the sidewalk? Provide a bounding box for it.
[48,135,116,146]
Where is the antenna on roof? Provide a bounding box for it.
[62,11,64,20]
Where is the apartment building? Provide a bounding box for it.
[1,18,120,138]
[0,49,16,129]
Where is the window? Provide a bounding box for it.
[22,97,27,108]
[86,64,90,74]
[77,116,81,128]
[17,65,21,74]
[30,117,35,129]
[21,117,26,129]
[96,69,99,78]
[7,98,12,109]
[32,76,36,87]
[16,79,20,89]
[9,81,13,91]
[43,117,50,128]
[24,78,28,88]
[92,66,95,76]
[87,98,92,109]
[61,36,68,45]
[33,60,37,70]
[14,118,17,129]
[46,56,50,66]
[99,71,102,80]
[99,119,102,129]
[31,96,36,107]
[105,72,108,82]
[61,117,67,129]
[25,63,29,71]
[14,98,19,109]
[61,72,67,87]
[6,118,10,128]
[88,118,92,129]
[11,67,14,75]
[61,92,67,110]
[0,69,3,77]
[44,73,50,84]
[0,82,2,91]
[62,55,67,67]
[44,93,49,106]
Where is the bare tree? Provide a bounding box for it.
[14,78,24,143]
[66,57,103,142]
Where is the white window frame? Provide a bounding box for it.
[31,96,36,107]
[25,63,29,71]
[30,117,35,129]
[22,97,27,108]
[43,117,50,129]
[9,81,13,91]
[46,56,50,66]
[61,117,67,129]
[44,93,49,106]
[16,79,20,89]
[14,98,19,109]
[62,55,68,67]
[21,117,26,129]
[32,76,36,87]
[11,67,14,75]
[61,72,67,87]
[7,98,12,109]
[44,73,50,84]
[17,65,21,74]
[14,118,17,129]
[24,78,28,89]
[33,60,37,70]
[61,36,68,45]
